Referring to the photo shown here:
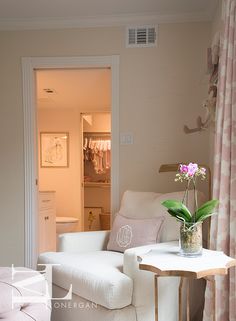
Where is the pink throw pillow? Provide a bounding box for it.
[107,213,165,253]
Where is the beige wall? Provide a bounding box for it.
[120,23,211,194]
[0,22,211,265]
[212,0,223,36]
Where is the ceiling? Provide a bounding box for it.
[0,0,219,30]
[36,69,111,111]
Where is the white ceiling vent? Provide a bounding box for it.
[126,25,157,48]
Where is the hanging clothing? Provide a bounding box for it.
[83,136,111,174]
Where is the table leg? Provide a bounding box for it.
[204,276,216,321]
[186,278,190,321]
[179,277,184,321]
[154,275,158,321]
[212,277,216,321]
[179,277,190,321]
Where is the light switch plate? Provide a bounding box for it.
[120,132,134,145]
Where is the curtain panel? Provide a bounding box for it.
[203,0,236,320]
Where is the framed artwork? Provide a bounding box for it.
[40,132,69,168]
[84,207,103,231]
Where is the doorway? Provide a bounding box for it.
[22,56,119,268]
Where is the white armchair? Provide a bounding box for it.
[38,190,198,321]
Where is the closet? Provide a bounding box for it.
[83,130,111,231]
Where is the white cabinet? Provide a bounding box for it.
[39,191,56,253]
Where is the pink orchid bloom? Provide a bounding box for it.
[187,163,198,176]
[200,167,206,175]
[179,164,188,174]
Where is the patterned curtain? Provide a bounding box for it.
[203,0,236,320]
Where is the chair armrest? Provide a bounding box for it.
[123,241,179,321]
[58,230,110,253]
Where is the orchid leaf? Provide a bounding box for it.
[195,200,219,222]
[162,200,192,222]
[196,211,217,222]
[167,208,189,221]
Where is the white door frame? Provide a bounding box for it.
[22,56,120,268]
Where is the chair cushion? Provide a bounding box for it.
[107,214,165,252]
[38,251,133,310]
[120,190,205,242]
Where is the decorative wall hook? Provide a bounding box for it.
[183,95,216,134]
[184,116,208,134]
[184,33,219,135]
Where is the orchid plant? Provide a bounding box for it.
[162,163,219,224]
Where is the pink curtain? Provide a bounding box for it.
[203,0,236,320]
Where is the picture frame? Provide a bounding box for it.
[84,207,103,231]
[40,132,69,168]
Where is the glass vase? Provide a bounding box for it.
[179,222,202,257]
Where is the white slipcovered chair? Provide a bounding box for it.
[38,190,200,321]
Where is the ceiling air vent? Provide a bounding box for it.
[126,25,157,48]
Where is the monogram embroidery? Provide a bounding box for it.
[116,225,133,248]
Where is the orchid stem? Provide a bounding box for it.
[182,180,190,204]
[193,178,198,222]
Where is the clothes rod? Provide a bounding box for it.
[83,132,111,138]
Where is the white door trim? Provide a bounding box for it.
[22,56,120,268]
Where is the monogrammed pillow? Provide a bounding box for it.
[107,213,165,253]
